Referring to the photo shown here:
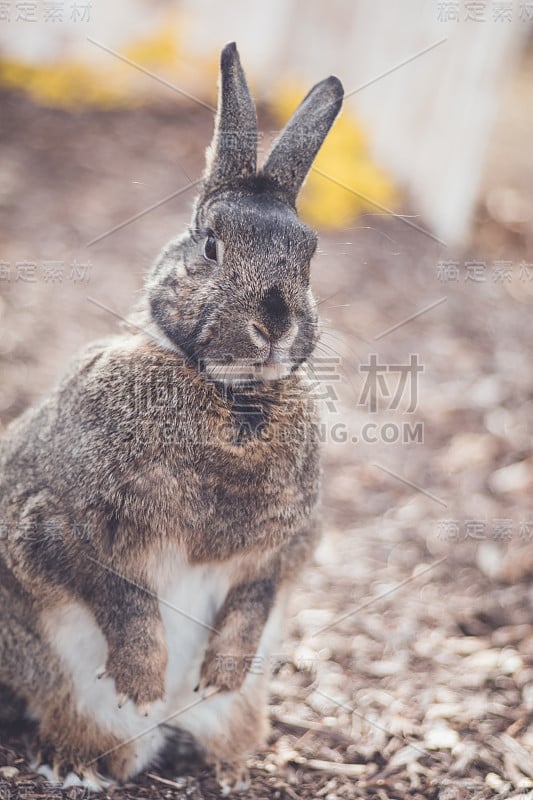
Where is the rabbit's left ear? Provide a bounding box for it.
[203,42,257,193]
[261,76,343,206]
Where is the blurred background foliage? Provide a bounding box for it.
[0,12,397,231]
[1,0,530,246]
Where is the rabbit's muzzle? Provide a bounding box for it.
[247,319,299,364]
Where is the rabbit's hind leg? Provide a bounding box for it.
[0,577,42,723]
[0,588,138,788]
[0,681,26,725]
[25,647,156,789]
[197,679,269,795]
[26,697,148,792]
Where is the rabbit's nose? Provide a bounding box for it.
[248,319,299,352]
[248,321,272,349]
[260,286,289,325]
[256,286,292,340]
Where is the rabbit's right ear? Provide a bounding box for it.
[261,76,343,206]
[203,42,258,194]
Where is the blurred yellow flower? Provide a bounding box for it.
[0,21,181,109]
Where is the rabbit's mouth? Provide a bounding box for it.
[201,353,299,386]
[262,345,294,372]
[198,316,310,385]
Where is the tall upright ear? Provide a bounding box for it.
[261,76,343,206]
[203,42,258,193]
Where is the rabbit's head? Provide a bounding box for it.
[148,42,343,384]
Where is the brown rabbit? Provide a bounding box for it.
[0,43,343,793]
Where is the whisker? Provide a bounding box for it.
[310,342,362,402]
[342,225,401,250]
[315,289,343,308]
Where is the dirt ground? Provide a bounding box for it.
[0,86,533,800]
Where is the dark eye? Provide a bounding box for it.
[203,232,223,265]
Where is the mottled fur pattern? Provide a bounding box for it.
[0,43,343,791]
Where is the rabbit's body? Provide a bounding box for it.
[0,43,342,791]
[0,332,319,785]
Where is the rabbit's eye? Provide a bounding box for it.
[203,233,224,265]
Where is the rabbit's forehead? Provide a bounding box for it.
[203,195,316,254]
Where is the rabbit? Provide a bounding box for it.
[0,42,343,793]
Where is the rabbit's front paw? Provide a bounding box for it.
[198,641,252,694]
[105,630,168,713]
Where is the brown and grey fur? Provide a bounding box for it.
[0,43,343,792]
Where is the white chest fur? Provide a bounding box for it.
[147,548,237,702]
